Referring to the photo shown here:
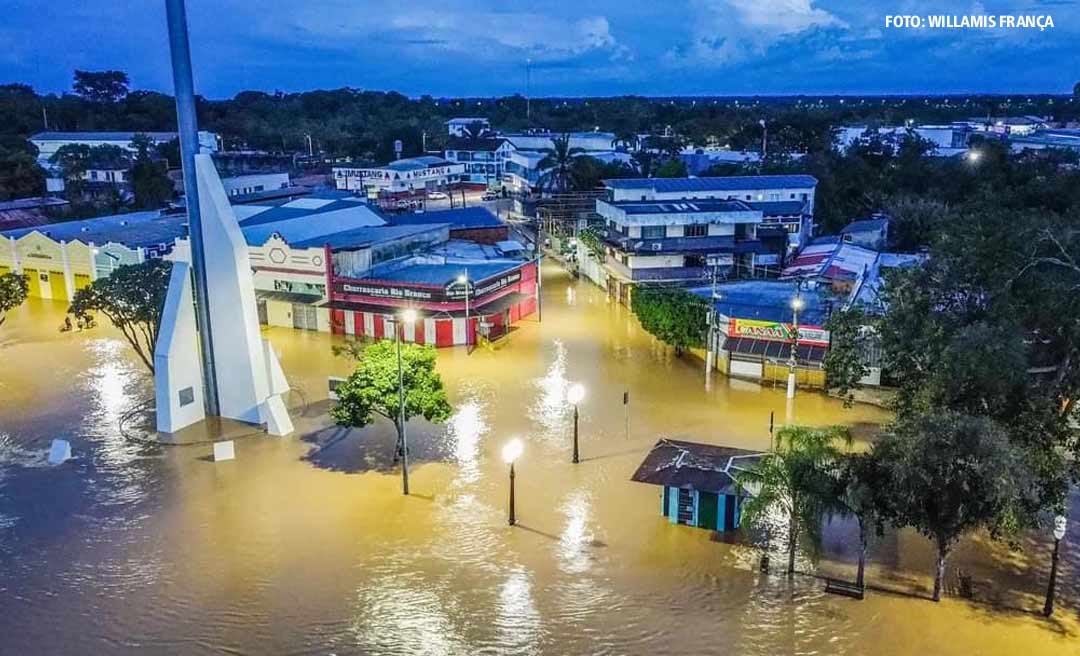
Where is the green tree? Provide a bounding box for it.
[73,69,129,103]
[0,271,29,328]
[738,425,851,574]
[331,339,454,446]
[874,411,1037,601]
[577,226,606,260]
[69,259,171,373]
[823,306,870,406]
[0,149,45,200]
[630,287,708,355]
[654,159,688,178]
[831,451,890,588]
[128,134,174,209]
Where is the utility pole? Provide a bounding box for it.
[526,58,532,123]
[165,0,219,416]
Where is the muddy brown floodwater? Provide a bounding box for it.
[0,262,1077,655]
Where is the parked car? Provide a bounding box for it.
[427,191,448,200]
[395,199,411,209]
[482,191,499,201]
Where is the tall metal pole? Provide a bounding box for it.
[508,461,516,526]
[572,404,580,464]
[1043,536,1061,616]
[396,320,410,495]
[463,268,470,347]
[165,0,219,416]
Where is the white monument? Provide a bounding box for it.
[154,154,293,437]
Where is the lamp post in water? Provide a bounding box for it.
[567,383,585,464]
[394,309,418,495]
[1043,515,1068,617]
[503,438,523,525]
[786,295,804,399]
[457,270,470,348]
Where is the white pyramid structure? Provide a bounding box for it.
[154,154,293,437]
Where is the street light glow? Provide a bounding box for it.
[457,273,468,284]
[566,383,586,405]
[502,438,523,464]
[791,296,805,311]
[401,309,418,324]
[967,150,981,162]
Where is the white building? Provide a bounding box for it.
[30,130,219,160]
[333,156,464,196]
[446,118,491,137]
[221,173,291,197]
[443,137,513,187]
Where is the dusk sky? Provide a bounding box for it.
[2,1,1078,98]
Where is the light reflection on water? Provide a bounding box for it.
[0,274,1077,655]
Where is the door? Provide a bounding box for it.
[730,357,763,379]
[73,273,91,292]
[48,271,67,301]
[292,303,318,331]
[698,492,718,530]
[23,268,40,297]
[724,494,737,530]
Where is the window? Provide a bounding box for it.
[685,255,706,268]
[641,225,666,239]
[685,224,708,238]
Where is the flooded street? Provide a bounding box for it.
[1,262,1077,655]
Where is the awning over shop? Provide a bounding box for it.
[723,336,827,365]
[255,289,325,305]
[325,291,532,319]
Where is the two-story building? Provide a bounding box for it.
[332,156,465,202]
[593,198,785,304]
[443,137,513,188]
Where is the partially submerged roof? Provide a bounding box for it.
[631,439,764,495]
[602,174,818,193]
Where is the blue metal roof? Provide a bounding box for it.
[390,207,503,229]
[602,175,818,192]
[748,200,809,216]
[293,224,446,250]
[241,206,386,246]
[363,260,521,287]
[688,280,833,326]
[0,210,188,248]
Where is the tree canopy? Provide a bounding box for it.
[331,339,454,436]
[630,287,708,355]
[73,70,130,103]
[68,259,171,373]
[0,271,29,328]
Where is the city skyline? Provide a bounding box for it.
[2,0,1078,99]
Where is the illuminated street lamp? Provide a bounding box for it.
[1043,515,1068,617]
[394,308,418,495]
[457,270,471,348]
[967,149,982,163]
[567,383,586,464]
[787,296,804,399]
[502,438,524,526]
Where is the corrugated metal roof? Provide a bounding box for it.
[361,259,521,287]
[292,224,445,250]
[0,210,187,248]
[630,439,763,494]
[241,205,386,246]
[389,207,503,230]
[603,174,818,192]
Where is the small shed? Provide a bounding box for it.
[630,439,764,532]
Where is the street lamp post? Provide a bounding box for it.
[457,270,470,348]
[395,309,418,495]
[787,295,804,399]
[1043,515,1068,617]
[503,438,523,525]
[567,383,585,464]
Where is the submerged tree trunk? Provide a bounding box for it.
[787,514,798,574]
[932,542,950,602]
[856,521,868,589]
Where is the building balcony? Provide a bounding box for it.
[598,227,769,256]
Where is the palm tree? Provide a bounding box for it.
[737,425,850,575]
[537,133,584,194]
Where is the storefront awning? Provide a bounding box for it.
[724,336,827,365]
[325,291,532,320]
[255,289,325,305]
